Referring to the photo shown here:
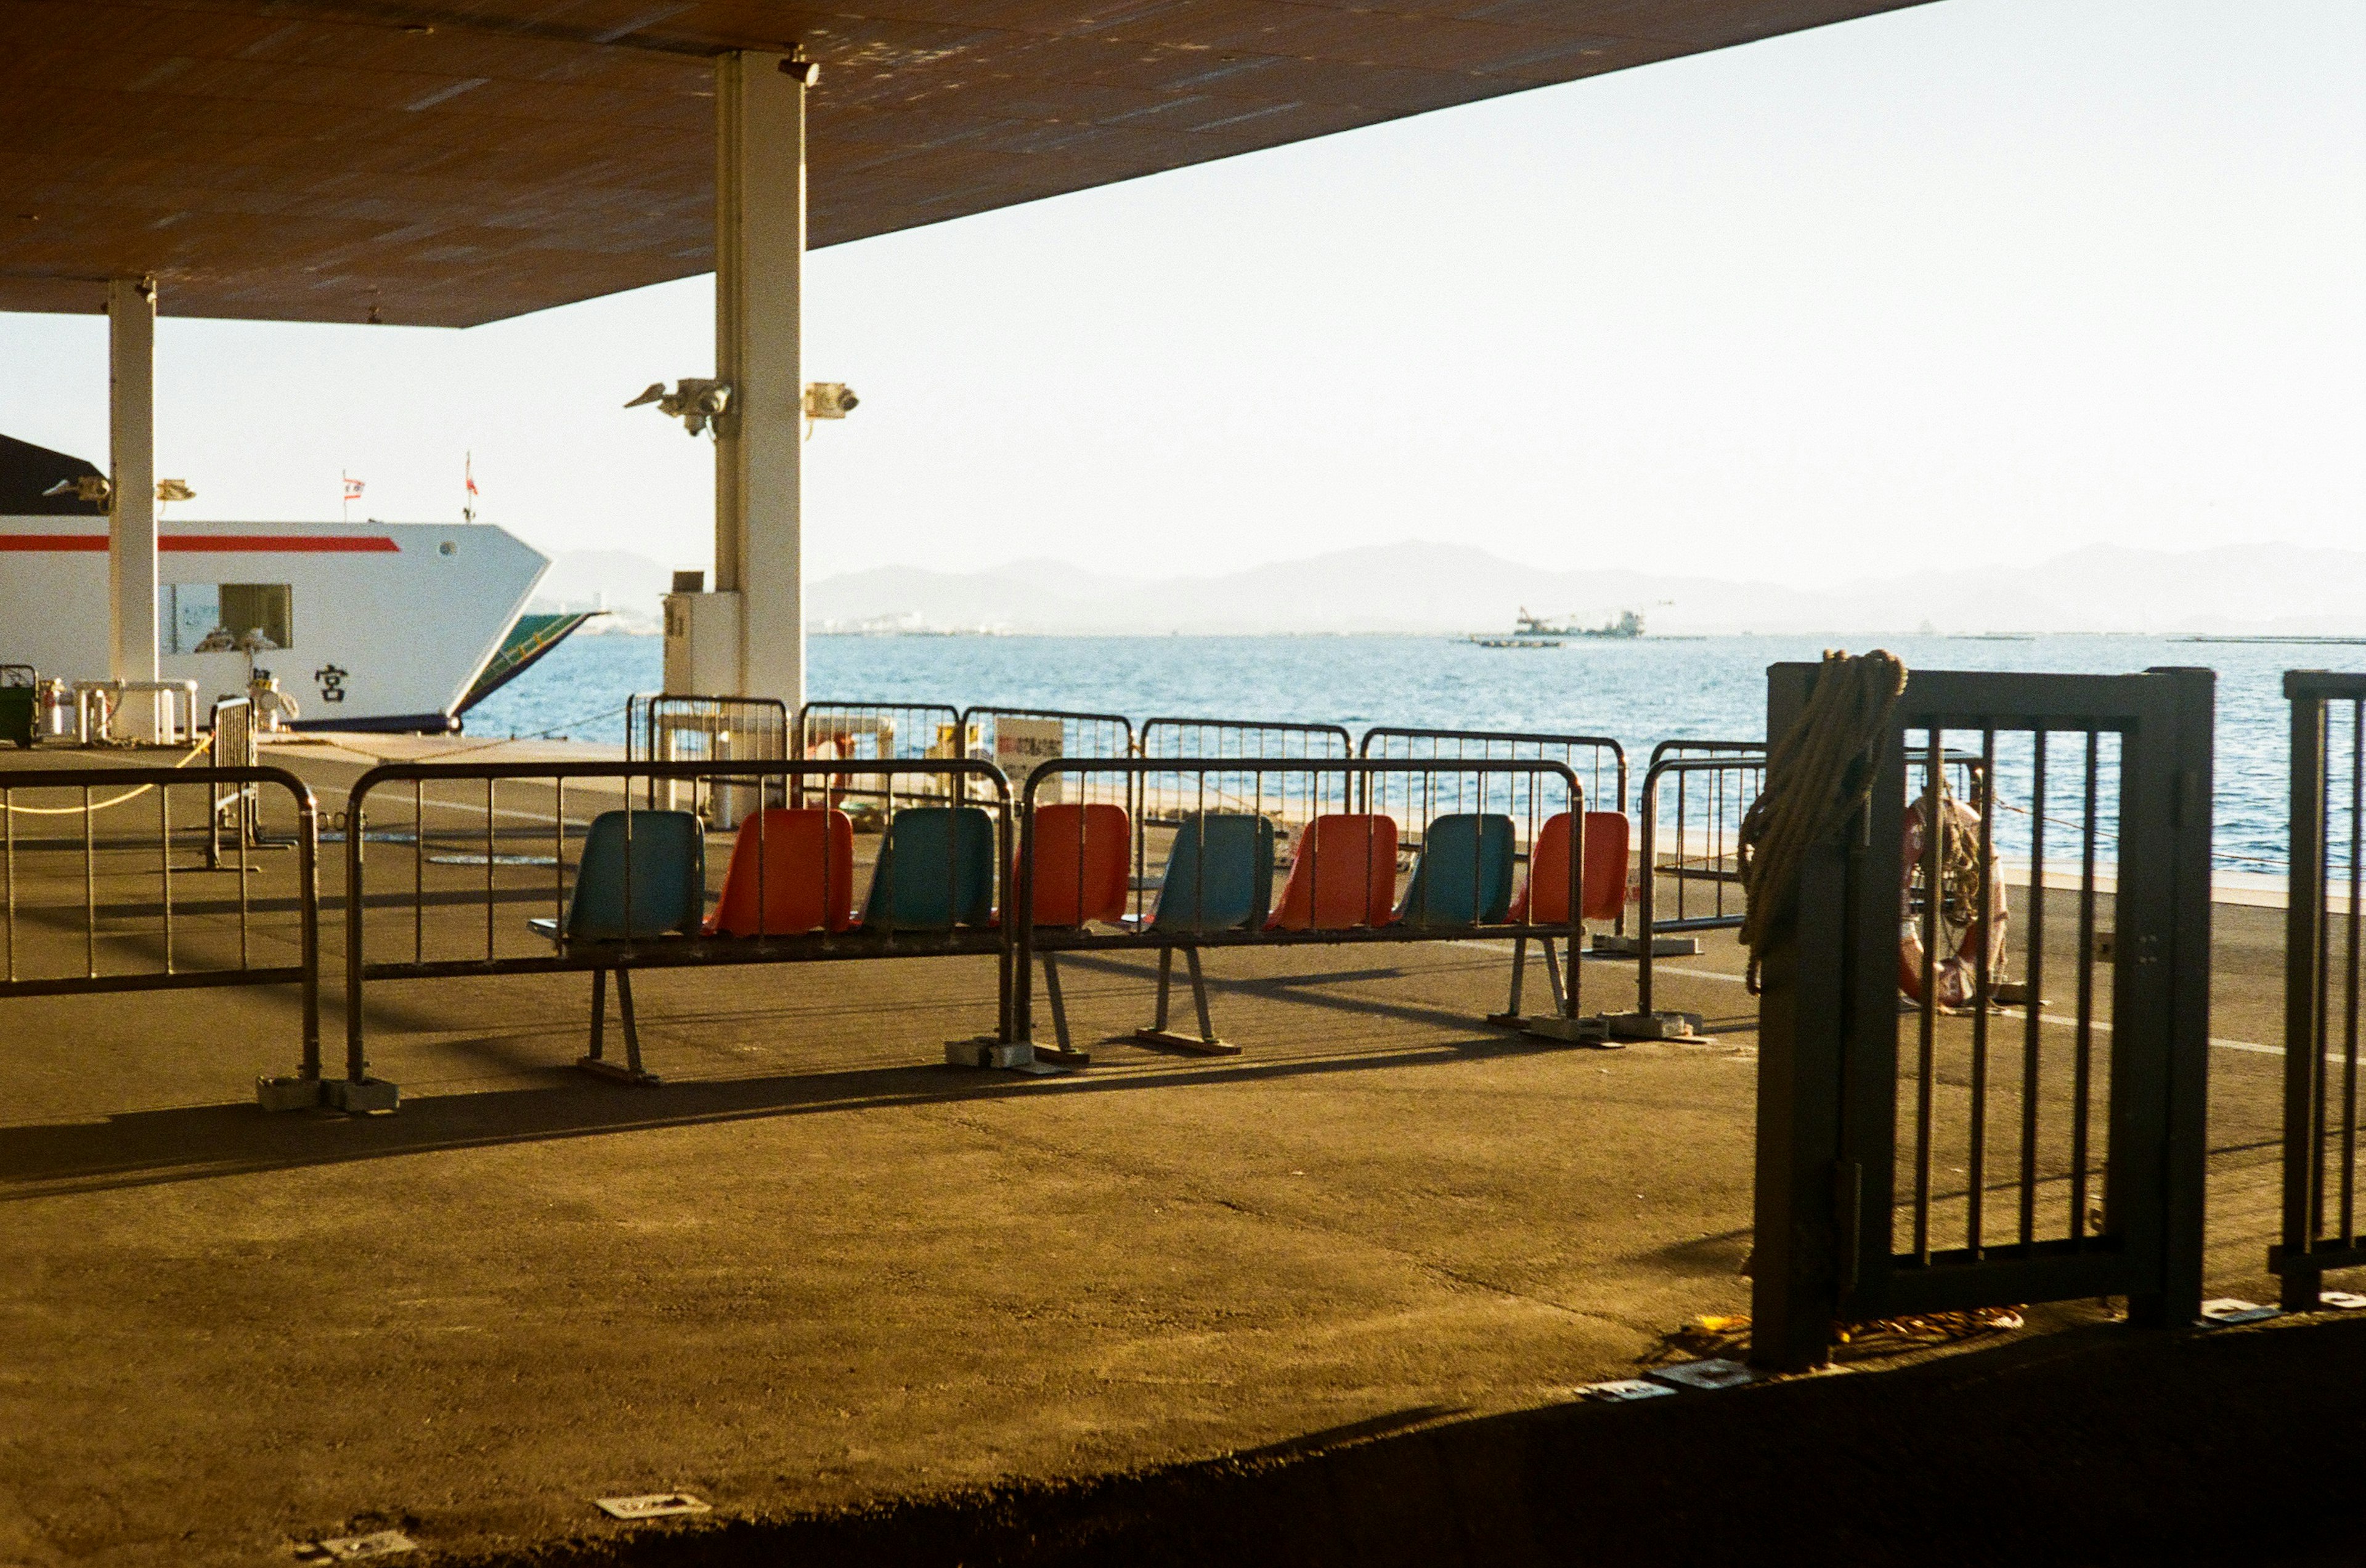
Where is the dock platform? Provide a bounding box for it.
[0,736,2315,1565]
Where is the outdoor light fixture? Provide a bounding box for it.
[40,476,112,503]
[803,383,858,419]
[625,378,734,437]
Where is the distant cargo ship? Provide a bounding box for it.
[1513,606,1646,640]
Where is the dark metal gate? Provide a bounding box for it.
[1752,664,2214,1370]
[2274,672,2366,1309]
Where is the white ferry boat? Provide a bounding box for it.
[1,433,587,733]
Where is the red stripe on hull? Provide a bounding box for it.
[0,534,400,553]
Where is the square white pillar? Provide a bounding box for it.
[713,51,806,713]
[108,275,160,741]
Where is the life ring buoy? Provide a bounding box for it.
[1899,790,2008,1009]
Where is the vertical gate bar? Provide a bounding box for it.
[1750,660,1852,1371]
[413,779,425,964]
[1637,774,1658,1015]
[159,779,173,973]
[4,785,14,983]
[2316,718,2335,1250]
[1914,729,1942,1265]
[2073,731,2100,1244]
[2140,664,2213,1330]
[2020,731,2047,1251]
[2283,684,2331,1306]
[2347,699,2364,1244]
[1968,728,1995,1256]
[83,785,95,978]
[554,779,566,932]
[484,777,496,960]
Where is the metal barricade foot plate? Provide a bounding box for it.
[1521,1015,1621,1047]
[323,1077,401,1113]
[946,1038,1039,1070]
[1133,1028,1242,1057]
[1588,934,1702,958]
[575,1057,663,1086]
[254,1074,325,1112]
[1601,1010,1708,1042]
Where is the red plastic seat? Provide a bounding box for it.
[1511,811,1629,925]
[1022,803,1131,927]
[704,808,857,936]
[1266,813,1398,931]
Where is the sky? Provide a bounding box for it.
[1,0,2360,589]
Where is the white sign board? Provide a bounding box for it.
[994,716,1064,804]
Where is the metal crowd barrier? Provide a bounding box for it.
[2277,672,2366,1309]
[1010,756,1592,1063]
[1362,725,1630,940]
[1140,716,1352,763]
[205,697,260,867]
[343,757,1015,1091]
[625,693,791,826]
[1624,750,1765,1024]
[0,762,324,1109]
[797,699,967,812]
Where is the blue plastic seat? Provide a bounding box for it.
[526,808,705,1087]
[861,806,997,931]
[1149,813,1276,935]
[1394,813,1516,928]
[561,809,707,941]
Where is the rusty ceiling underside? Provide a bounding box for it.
[0,0,1931,327]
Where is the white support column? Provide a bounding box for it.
[713,51,806,710]
[108,276,160,741]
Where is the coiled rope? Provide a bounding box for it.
[1737,649,1909,992]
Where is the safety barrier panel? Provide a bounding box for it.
[0,762,323,1108]
[626,693,791,825]
[1362,725,1629,944]
[206,697,259,867]
[1009,756,1595,1063]
[797,699,967,812]
[1753,663,2211,1370]
[1619,751,1766,1031]
[343,757,1015,1091]
[960,705,1134,800]
[2275,672,2366,1309]
[1140,716,1352,763]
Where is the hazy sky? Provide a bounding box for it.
[1,0,2359,588]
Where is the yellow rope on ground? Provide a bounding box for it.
[0,732,216,815]
[1736,649,1908,992]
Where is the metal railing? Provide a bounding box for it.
[2277,672,2366,1309]
[0,762,322,1107]
[1010,756,1590,1058]
[1140,716,1352,763]
[959,705,1135,811]
[1632,752,1766,1014]
[625,694,791,824]
[206,697,259,867]
[343,757,1016,1086]
[797,699,967,812]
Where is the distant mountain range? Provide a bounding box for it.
[533,538,2366,637]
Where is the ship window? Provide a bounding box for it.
[160,583,221,655]
[218,584,293,651]
[161,584,293,653]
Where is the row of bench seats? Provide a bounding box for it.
[542,801,1630,1076]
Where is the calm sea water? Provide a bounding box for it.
[465,632,2363,874]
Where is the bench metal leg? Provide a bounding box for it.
[1489,936,1531,1025]
[1136,945,1240,1056]
[578,966,662,1086]
[1028,952,1092,1068]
